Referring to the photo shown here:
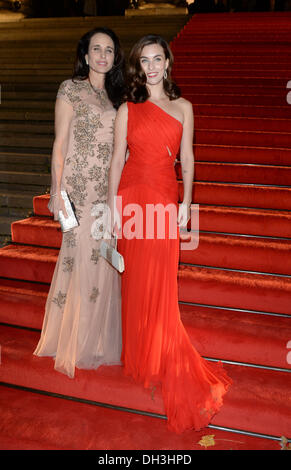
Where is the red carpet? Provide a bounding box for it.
[0,386,282,451]
[1,325,290,438]
[1,12,291,449]
[1,279,290,369]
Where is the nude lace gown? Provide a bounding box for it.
[34,79,122,378]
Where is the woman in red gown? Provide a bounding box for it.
[107,35,232,433]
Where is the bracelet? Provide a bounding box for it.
[50,193,58,197]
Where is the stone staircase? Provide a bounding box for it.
[0,14,188,245]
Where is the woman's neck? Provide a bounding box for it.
[147,82,168,102]
[88,70,105,90]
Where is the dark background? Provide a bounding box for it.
[27,1,290,17]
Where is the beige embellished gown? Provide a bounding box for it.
[34,79,122,378]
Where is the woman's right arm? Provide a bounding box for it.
[48,97,74,220]
[107,102,128,231]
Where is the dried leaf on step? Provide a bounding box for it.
[198,434,216,449]
[280,436,291,450]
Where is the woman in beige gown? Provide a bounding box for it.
[34,27,125,378]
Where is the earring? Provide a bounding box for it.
[164,69,167,79]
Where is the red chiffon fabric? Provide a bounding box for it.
[117,101,232,433]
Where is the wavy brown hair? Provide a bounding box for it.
[72,27,125,109]
[125,34,181,103]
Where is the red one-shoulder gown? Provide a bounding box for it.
[117,101,232,433]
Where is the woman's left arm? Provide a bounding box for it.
[178,100,194,227]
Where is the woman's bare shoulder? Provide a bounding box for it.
[117,101,128,115]
[176,97,193,111]
[175,98,193,123]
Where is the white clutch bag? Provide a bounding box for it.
[58,190,79,233]
[100,237,124,273]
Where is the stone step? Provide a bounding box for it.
[0,69,70,77]
[1,83,59,92]
[0,132,53,148]
[0,47,75,57]
[0,110,53,121]
[0,181,49,194]
[0,169,50,194]
[0,151,51,172]
[0,191,34,210]
[0,146,50,155]
[0,56,73,64]
[0,170,51,186]
[0,215,20,237]
[1,91,55,101]
[0,34,171,45]
[0,27,184,44]
[0,16,186,31]
[0,190,34,223]
[0,45,140,59]
[0,121,54,134]
[0,19,183,29]
[0,74,68,86]
[0,63,73,70]
[0,205,31,218]
[0,101,54,110]
[0,18,185,28]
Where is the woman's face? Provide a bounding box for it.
[86,32,115,74]
[140,43,169,86]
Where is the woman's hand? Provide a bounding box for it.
[177,202,191,229]
[48,191,68,221]
[112,205,121,238]
[106,199,121,238]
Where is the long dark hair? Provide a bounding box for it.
[125,34,181,103]
[72,27,125,109]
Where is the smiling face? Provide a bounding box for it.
[140,43,169,86]
[85,32,115,74]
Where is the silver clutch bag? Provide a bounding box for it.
[100,237,124,273]
[58,190,79,233]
